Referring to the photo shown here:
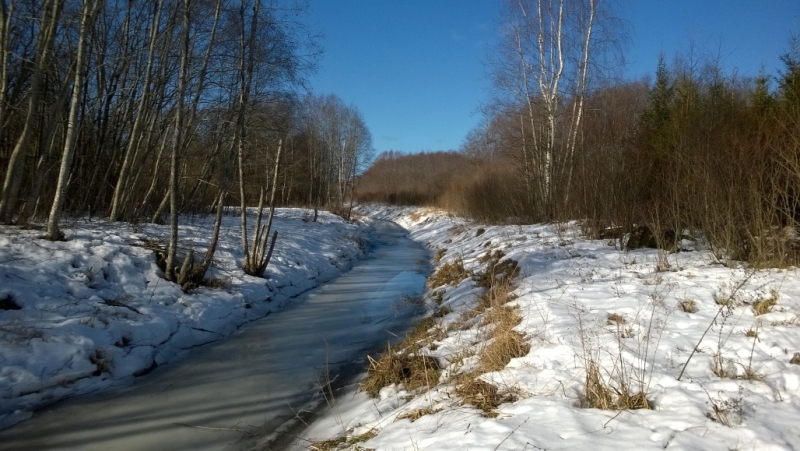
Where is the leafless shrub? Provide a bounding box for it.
[706,391,744,427]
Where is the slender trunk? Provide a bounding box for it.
[562,0,595,208]
[256,140,283,276]
[0,0,13,133]
[142,130,168,220]
[46,0,99,240]
[165,0,192,281]
[0,0,61,223]
[109,0,163,221]
[237,0,261,269]
[19,77,73,224]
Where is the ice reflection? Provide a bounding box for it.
[0,221,429,450]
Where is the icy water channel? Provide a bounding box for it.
[0,220,430,450]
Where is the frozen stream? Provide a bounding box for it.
[0,220,430,450]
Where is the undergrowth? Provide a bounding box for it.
[427,257,468,288]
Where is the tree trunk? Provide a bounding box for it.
[46,0,99,240]
[164,0,192,281]
[109,0,163,221]
[0,0,61,223]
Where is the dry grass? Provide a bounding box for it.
[581,362,650,410]
[606,313,627,325]
[474,250,518,289]
[360,350,440,398]
[581,361,613,409]
[790,353,800,365]
[433,248,446,264]
[477,280,516,311]
[310,429,377,451]
[712,353,738,379]
[427,257,469,288]
[401,317,437,349]
[479,328,529,372]
[432,305,453,318]
[396,407,442,422]
[753,291,778,316]
[360,317,443,398]
[679,299,697,313]
[455,375,514,417]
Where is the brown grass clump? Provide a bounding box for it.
[360,317,443,398]
[401,317,437,349]
[679,300,697,313]
[427,257,469,288]
[432,305,453,318]
[753,291,778,316]
[396,407,442,422]
[433,248,446,264]
[606,313,627,325]
[360,349,440,398]
[475,251,519,288]
[479,306,529,372]
[477,281,516,311]
[479,329,529,372]
[310,429,377,451]
[455,376,515,417]
[581,362,650,410]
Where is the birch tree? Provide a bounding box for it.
[45,0,100,240]
[494,0,617,219]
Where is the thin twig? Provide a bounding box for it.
[677,270,754,380]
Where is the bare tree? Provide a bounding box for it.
[493,0,618,219]
[108,0,163,221]
[0,0,62,223]
[0,0,12,134]
[45,0,101,240]
[163,0,192,281]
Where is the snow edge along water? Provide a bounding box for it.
[0,208,371,430]
[290,204,800,451]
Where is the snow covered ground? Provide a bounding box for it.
[295,205,800,451]
[0,208,368,430]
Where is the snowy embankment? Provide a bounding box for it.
[0,208,367,430]
[298,205,800,451]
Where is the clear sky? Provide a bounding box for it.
[303,1,800,156]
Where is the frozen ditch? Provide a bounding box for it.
[0,220,430,450]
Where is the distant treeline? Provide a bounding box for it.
[0,1,373,232]
[355,151,470,206]
[357,6,800,267]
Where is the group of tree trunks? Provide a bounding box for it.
[0,0,373,288]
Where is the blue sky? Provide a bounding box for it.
[303,1,800,155]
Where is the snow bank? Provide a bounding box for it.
[0,208,367,429]
[295,204,800,451]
